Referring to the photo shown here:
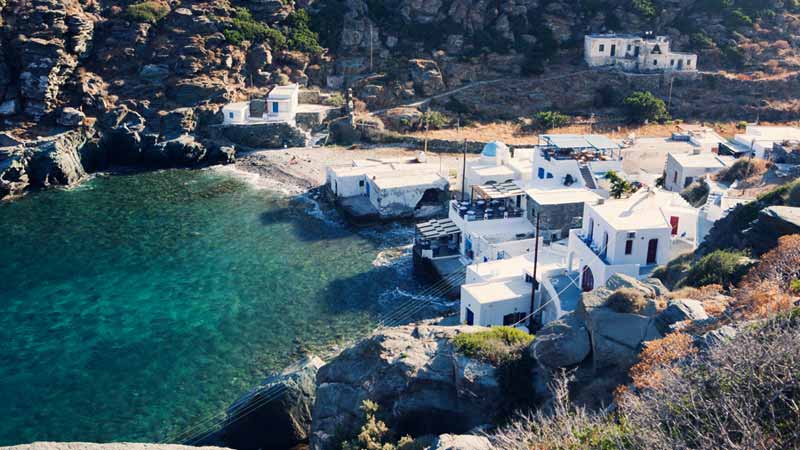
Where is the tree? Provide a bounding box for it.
[623,91,670,123]
[605,170,632,198]
[534,111,570,130]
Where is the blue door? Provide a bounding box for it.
[365,180,370,196]
[272,102,279,113]
[466,308,474,325]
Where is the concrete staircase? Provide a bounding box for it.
[579,165,597,189]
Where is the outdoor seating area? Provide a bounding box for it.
[453,181,526,221]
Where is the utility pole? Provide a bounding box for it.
[528,212,541,334]
[369,23,374,74]
[460,139,467,201]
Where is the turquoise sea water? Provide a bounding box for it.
[0,169,425,445]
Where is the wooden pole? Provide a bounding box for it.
[529,212,541,333]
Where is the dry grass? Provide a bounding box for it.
[714,158,772,186]
[733,234,800,320]
[606,288,648,314]
[628,333,697,391]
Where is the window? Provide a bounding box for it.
[673,171,678,183]
[546,172,554,179]
[625,239,633,255]
[503,312,526,326]
[670,59,675,66]
[538,168,545,179]
[599,44,605,52]
[686,60,691,66]
[653,59,658,66]
[229,112,234,119]
[358,180,365,187]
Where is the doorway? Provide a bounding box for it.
[610,44,616,56]
[669,216,679,236]
[647,239,658,264]
[466,308,474,325]
[581,266,594,292]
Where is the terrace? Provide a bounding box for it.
[452,181,526,222]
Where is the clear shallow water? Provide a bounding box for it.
[0,169,423,445]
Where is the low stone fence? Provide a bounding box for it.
[369,131,537,153]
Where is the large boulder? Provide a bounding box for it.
[576,275,663,370]
[430,434,494,450]
[58,107,87,127]
[745,206,800,255]
[310,324,504,450]
[655,298,709,334]
[409,59,446,96]
[218,122,308,149]
[214,356,324,450]
[0,149,30,200]
[531,312,591,369]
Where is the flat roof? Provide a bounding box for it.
[541,134,620,151]
[223,102,249,110]
[462,277,531,305]
[268,84,299,99]
[670,152,735,169]
[472,165,516,177]
[591,189,691,230]
[525,187,603,205]
[371,172,447,190]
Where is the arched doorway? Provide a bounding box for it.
[581,266,595,292]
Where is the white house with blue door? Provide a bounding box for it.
[221,84,300,125]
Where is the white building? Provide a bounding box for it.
[327,156,450,219]
[221,84,300,126]
[463,142,534,197]
[460,243,568,328]
[222,102,250,125]
[566,189,698,292]
[663,152,735,192]
[726,125,800,159]
[533,134,623,193]
[584,34,698,72]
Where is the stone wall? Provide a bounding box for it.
[528,201,585,242]
[215,122,308,149]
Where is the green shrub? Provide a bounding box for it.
[690,32,715,49]
[680,180,710,207]
[606,288,648,314]
[286,9,324,55]
[534,111,570,130]
[323,92,345,107]
[683,249,751,288]
[341,400,424,450]
[623,91,670,123]
[126,1,170,24]
[223,7,287,48]
[422,111,448,129]
[632,0,656,17]
[787,182,800,206]
[453,326,533,365]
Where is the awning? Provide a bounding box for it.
[473,181,525,199]
[416,218,460,240]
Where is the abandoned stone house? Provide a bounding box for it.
[584,34,698,72]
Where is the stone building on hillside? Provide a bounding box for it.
[584,34,698,72]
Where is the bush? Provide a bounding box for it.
[632,0,656,17]
[714,158,770,184]
[534,110,570,130]
[683,249,750,288]
[341,400,422,450]
[126,1,170,23]
[787,182,800,206]
[606,288,648,314]
[623,91,670,123]
[323,92,345,107]
[421,111,449,130]
[680,180,709,207]
[452,326,533,365]
[286,9,324,55]
[224,7,286,48]
[733,235,800,319]
[619,316,800,449]
[629,333,697,391]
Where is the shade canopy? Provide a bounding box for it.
[473,180,525,199]
[416,218,460,240]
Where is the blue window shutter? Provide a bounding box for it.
[537,168,545,179]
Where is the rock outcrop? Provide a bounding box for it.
[430,434,494,450]
[213,356,323,450]
[310,324,504,450]
[217,122,308,149]
[531,312,591,370]
[577,275,664,370]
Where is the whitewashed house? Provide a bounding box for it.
[724,125,800,159]
[459,243,568,329]
[327,156,450,220]
[663,152,735,192]
[222,102,250,125]
[266,84,300,122]
[220,84,301,126]
[533,134,623,192]
[584,34,698,72]
[463,142,534,197]
[566,189,698,292]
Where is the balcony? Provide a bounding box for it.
[450,199,524,222]
[571,230,610,264]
